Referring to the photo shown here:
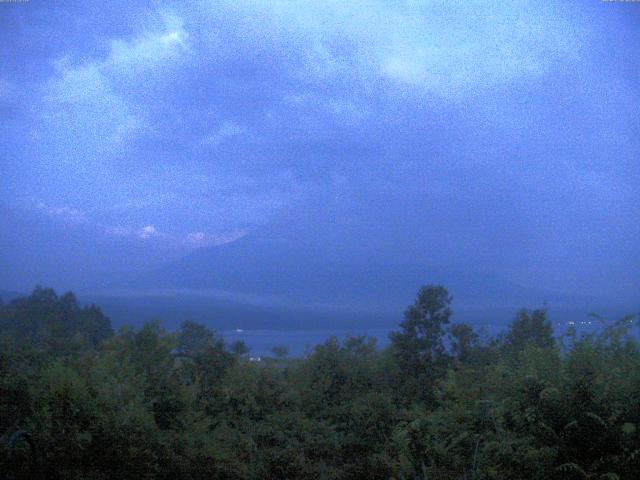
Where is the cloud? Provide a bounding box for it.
[35,201,86,223]
[41,11,188,152]
[43,58,144,152]
[108,12,188,71]
[104,222,247,250]
[370,2,578,96]
[27,198,246,250]
[200,121,245,147]
[138,225,160,239]
[184,229,248,248]
[2,0,638,303]
[193,0,584,100]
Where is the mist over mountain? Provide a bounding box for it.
[134,233,565,309]
[2,201,631,332]
[110,215,621,331]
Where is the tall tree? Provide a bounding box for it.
[448,323,480,362]
[505,308,554,351]
[390,284,452,403]
[176,320,216,357]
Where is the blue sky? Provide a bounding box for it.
[1,1,638,307]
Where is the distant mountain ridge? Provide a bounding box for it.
[0,289,24,303]
[128,230,597,312]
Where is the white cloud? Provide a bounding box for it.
[138,225,160,239]
[200,121,245,147]
[184,229,248,248]
[108,12,188,73]
[34,201,86,223]
[198,0,584,99]
[43,58,144,154]
[27,196,247,250]
[104,222,247,250]
[26,1,592,246]
[41,11,188,151]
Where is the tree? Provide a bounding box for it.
[448,323,480,362]
[76,304,113,348]
[230,340,250,357]
[505,308,554,351]
[176,320,216,357]
[271,344,289,360]
[390,284,452,403]
[0,288,112,354]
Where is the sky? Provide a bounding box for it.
[1,1,639,308]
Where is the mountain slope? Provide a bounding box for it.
[130,229,587,312]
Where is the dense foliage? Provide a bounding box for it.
[1,286,638,479]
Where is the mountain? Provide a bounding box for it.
[128,228,590,313]
[0,289,24,303]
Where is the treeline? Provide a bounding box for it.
[0,286,639,479]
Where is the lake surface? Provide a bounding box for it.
[218,320,617,357]
[80,292,635,357]
[220,327,394,357]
